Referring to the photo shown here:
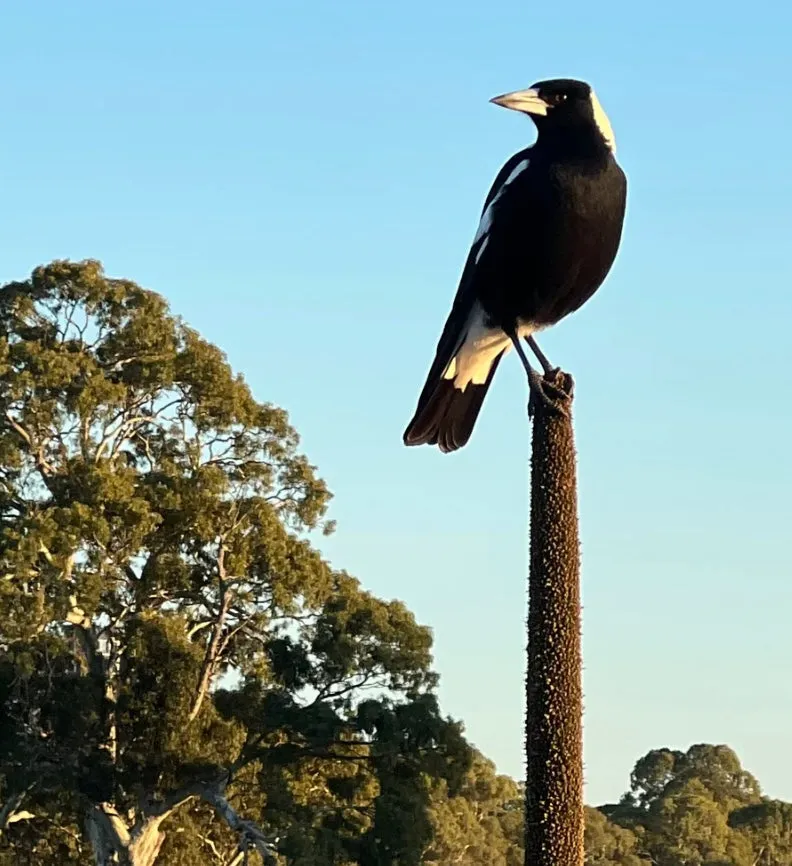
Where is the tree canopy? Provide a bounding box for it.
[0,261,470,865]
[599,743,792,866]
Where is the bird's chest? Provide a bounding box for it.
[519,167,620,284]
[480,162,624,327]
[531,168,616,251]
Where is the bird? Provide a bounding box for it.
[403,78,627,453]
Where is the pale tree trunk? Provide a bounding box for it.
[62,586,276,865]
[83,782,277,866]
[85,804,168,866]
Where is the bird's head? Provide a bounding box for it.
[490,78,616,153]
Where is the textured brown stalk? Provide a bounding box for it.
[525,370,583,866]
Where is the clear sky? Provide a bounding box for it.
[3,0,792,807]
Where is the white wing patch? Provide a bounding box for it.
[472,158,530,253]
[442,302,537,391]
[442,158,535,391]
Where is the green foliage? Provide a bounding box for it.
[654,778,735,864]
[422,751,523,865]
[584,806,645,866]
[730,799,792,865]
[605,743,779,866]
[624,744,761,817]
[0,261,469,865]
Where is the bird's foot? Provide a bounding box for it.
[527,368,573,419]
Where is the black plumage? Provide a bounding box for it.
[403,78,627,453]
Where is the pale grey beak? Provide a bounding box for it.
[490,88,549,116]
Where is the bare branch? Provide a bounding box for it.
[312,672,379,705]
[4,412,58,487]
[196,784,277,866]
[187,620,215,639]
[197,831,225,861]
[0,786,35,834]
[4,412,32,447]
[188,547,231,721]
[140,780,278,865]
[217,612,260,656]
[4,810,36,825]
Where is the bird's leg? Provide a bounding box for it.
[508,333,569,418]
[525,335,558,377]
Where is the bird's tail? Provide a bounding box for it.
[403,352,504,453]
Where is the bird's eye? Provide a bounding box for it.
[549,93,568,106]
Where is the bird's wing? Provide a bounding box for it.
[409,148,534,406]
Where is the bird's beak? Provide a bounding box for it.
[490,88,549,116]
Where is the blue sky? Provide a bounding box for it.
[3,0,792,806]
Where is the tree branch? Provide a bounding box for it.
[195,783,277,866]
[142,779,278,865]
[4,411,57,489]
[0,786,35,834]
[188,546,231,722]
[4,411,32,447]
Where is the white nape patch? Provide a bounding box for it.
[590,90,616,153]
[442,302,537,391]
[472,158,530,249]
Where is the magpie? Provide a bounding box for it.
[403,78,627,453]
